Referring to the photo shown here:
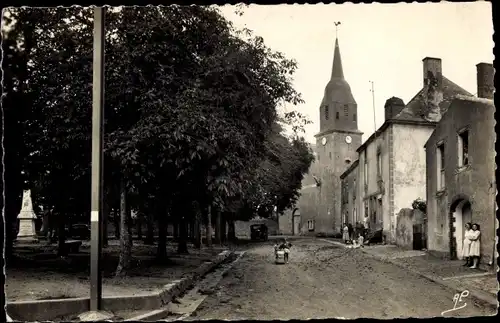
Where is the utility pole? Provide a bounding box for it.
[90,6,105,312]
[369,81,376,133]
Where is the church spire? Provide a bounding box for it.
[331,37,344,79]
[319,22,358,134]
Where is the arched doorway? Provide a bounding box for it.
[450,199,472,260]
[292,208,301,235]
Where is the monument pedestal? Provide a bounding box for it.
[16,190,38,243]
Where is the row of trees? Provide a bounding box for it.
[2,6,314,275]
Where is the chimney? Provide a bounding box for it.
[423,57,443,89]
[384,97,405,120]
[476,62,494,99]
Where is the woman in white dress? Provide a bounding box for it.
[468,223,481,269]
[342,223,350,244]
[462,222,473,266]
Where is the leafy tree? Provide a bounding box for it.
[3,5,309,270]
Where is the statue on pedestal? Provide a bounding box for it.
[16,190,39,243]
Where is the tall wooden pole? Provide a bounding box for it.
[90,6,105,311]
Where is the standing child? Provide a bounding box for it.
[358,233,364,248]
[343,223,350,244]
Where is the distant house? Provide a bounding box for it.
[425,63,495,264]
[355,57,472,244]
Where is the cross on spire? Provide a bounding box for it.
[334,21,341,39]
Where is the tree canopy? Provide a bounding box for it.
[2,6,315,263]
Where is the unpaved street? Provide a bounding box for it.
[188,238,495,320]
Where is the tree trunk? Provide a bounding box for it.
[144,212,154,245]
[221,213,227,244]
[189,221,194,240]
[116,180,132,276]
[173,219,179,241]
[206,205,213,247]
[41,212,50,237]
[114,209,120,239]
[177,217,189,254]
[57,212,67,257]
[48,210,56,243]
[228,218,236,242]
[157,212,168,262]
[136,213,142,240]
[193,212,201,249]
[103,201,109,247]
[215,208,221,245]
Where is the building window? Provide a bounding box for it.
[376,150,382,177]
[307,220,315,231]
[329,151,332,159]
[363,155,368,188]
[437,143,445,190]
[336,111,339,119]
[344,104,349,116]
[346,181,349,202]
[353,178,356,200]
[353,113,357,122]
[458,129,469,167]
[325,105,329,120]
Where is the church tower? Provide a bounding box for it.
[312,34,363,233]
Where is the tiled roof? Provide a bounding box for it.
[394,76,472,122]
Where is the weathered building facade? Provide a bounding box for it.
[340,160,359,226]
[355,57,472,243]
[296,36,363,235]
[425,63,496,265]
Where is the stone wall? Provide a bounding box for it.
[278,208,296,235]
[395,208,426,250]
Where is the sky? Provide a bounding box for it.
[219,2,494,144]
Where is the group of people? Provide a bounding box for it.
[462,222,481,269]
[342,222,366,247]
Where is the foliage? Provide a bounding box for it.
[3,6,312,258]
[411,198,426,214]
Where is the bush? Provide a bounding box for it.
[412,198,426,213]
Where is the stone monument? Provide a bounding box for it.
[16,189,38,243]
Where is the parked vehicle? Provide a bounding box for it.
[250,224,268,241]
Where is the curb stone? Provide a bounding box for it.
[6,250,232,322]
[319,238,498,310]
[124,250,233,322]
[125,251,245,321]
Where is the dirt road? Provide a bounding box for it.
[188,238,495,320]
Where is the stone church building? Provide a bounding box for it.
[279,36,363,235]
